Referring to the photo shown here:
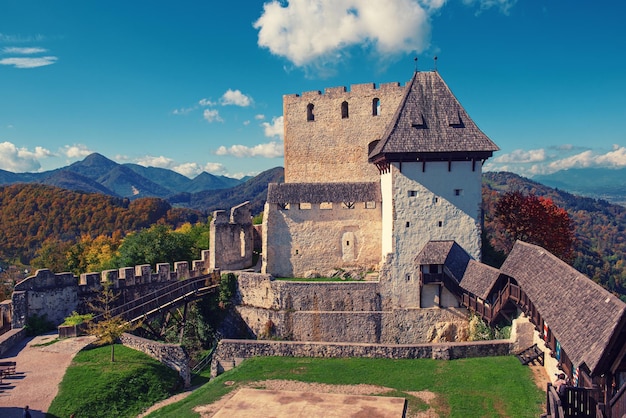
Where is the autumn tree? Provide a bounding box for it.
[87,283,138,362]
[493,191,575,261]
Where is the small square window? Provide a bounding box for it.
[299,202,311,210]
[408,190,418,197]
[365,201,376,209]
[320,202,332,210]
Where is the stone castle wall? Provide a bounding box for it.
[211,338,512,377]
[234,272,469,344]
[210,201,254,271]
[283,81,406,184]
[11,250,212,328]
[262,200,382,278]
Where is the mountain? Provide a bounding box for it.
[0,153,244,200]
[534,167,626,206]
[169,166,284,215]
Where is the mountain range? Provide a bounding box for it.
[0,153,245,201]
[534,167,626,206]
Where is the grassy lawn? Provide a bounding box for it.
[47,344,181,418]
[146,355,545,418]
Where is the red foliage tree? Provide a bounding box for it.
[494,191,575,261]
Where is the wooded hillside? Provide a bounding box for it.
[0,183,201,265]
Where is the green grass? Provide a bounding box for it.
[47,344,181,418]
[146,356,544,418]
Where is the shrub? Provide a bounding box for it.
[62,311,94,326]
[24,313,55,336]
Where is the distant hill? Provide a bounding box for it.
[534,167,626,206]
[169,166,284,215]
[483,171,626,299]
[0,153,244,200]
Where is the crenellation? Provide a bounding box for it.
[324,86,347,96]
[349,82,377,93]
[301,90,322,98]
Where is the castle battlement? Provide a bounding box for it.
[286,80,406,102]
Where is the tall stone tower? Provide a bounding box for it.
[368,71,499,307]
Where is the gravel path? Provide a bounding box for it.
[0,332,95,418]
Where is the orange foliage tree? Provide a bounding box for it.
[493,190,575,261]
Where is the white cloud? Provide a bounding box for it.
[261,116,284,139]
[135,155,174,168]
[172,106,196,115]
[491,148,546,164]
[2,47,47,54]
[203,109,223,123]
[254,0,435,67]
[0,142,53,172]
[462,0,518,15]
[220,89,253,107]
[172,162,227,177]
[255,114,266,120]
[198,98,215,107]
[547,147,626,172]
[62,144,93,158]
[216,141,284,158]
[0,56,58,68]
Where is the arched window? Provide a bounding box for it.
[372,98,381,116]
[341,101,349,119]
[307,103,315,121]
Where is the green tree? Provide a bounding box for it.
[30,238,72,273]
[115,224,195,268]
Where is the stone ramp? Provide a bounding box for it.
[212,388,406,418]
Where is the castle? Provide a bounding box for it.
[261,70,498,309]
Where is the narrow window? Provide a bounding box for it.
[346,241,350,246]
[372,98,381,116]
[406,221,410,228]
[307,103,315,121]
[454,189,463,196]
[438,221,443,227]
[433,197,439,203]
[295,249,299,255]
[341,101,349,119]
[406,274,411,282]
[408,190,418,197]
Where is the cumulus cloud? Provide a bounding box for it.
[0,141,53,172]
[0,56,58,68]
[62,144,93,159]
[172,161,227,177]
[198,98,215,107]
[491,148,546,164]
[135,155,174,168]
[261,116,284,139]
[215,141,284,158]
[220,89,253,107]
[485,145,626,177]
[254,0,436,67]
[203,109,223,123]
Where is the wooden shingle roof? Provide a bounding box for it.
[459,260,501,300]
[500,241,626,375]
[368,71,499,164]
[415,240,471,282]
[267,182,381,204]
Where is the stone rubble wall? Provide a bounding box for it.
[11,250,211,328]
[234,272,470,344]
[211,338,512,378]
[210,201,254,271]
[119,333,191,387]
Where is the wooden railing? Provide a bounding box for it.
[92,272,220,324]
[545,383,604,418]
[609,382,626,418]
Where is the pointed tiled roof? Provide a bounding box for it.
[459,260,501,300]
[368,71,499,164]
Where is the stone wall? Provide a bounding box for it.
[210,202,254,271]
[11,250,211,328]
[283,81,406,183]
[234,272,470,344]
[0,327,26,357]
[120,333,191,387]
[262,199,382,278]
[211,338,512,378]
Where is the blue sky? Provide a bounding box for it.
[1,1,624,179]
